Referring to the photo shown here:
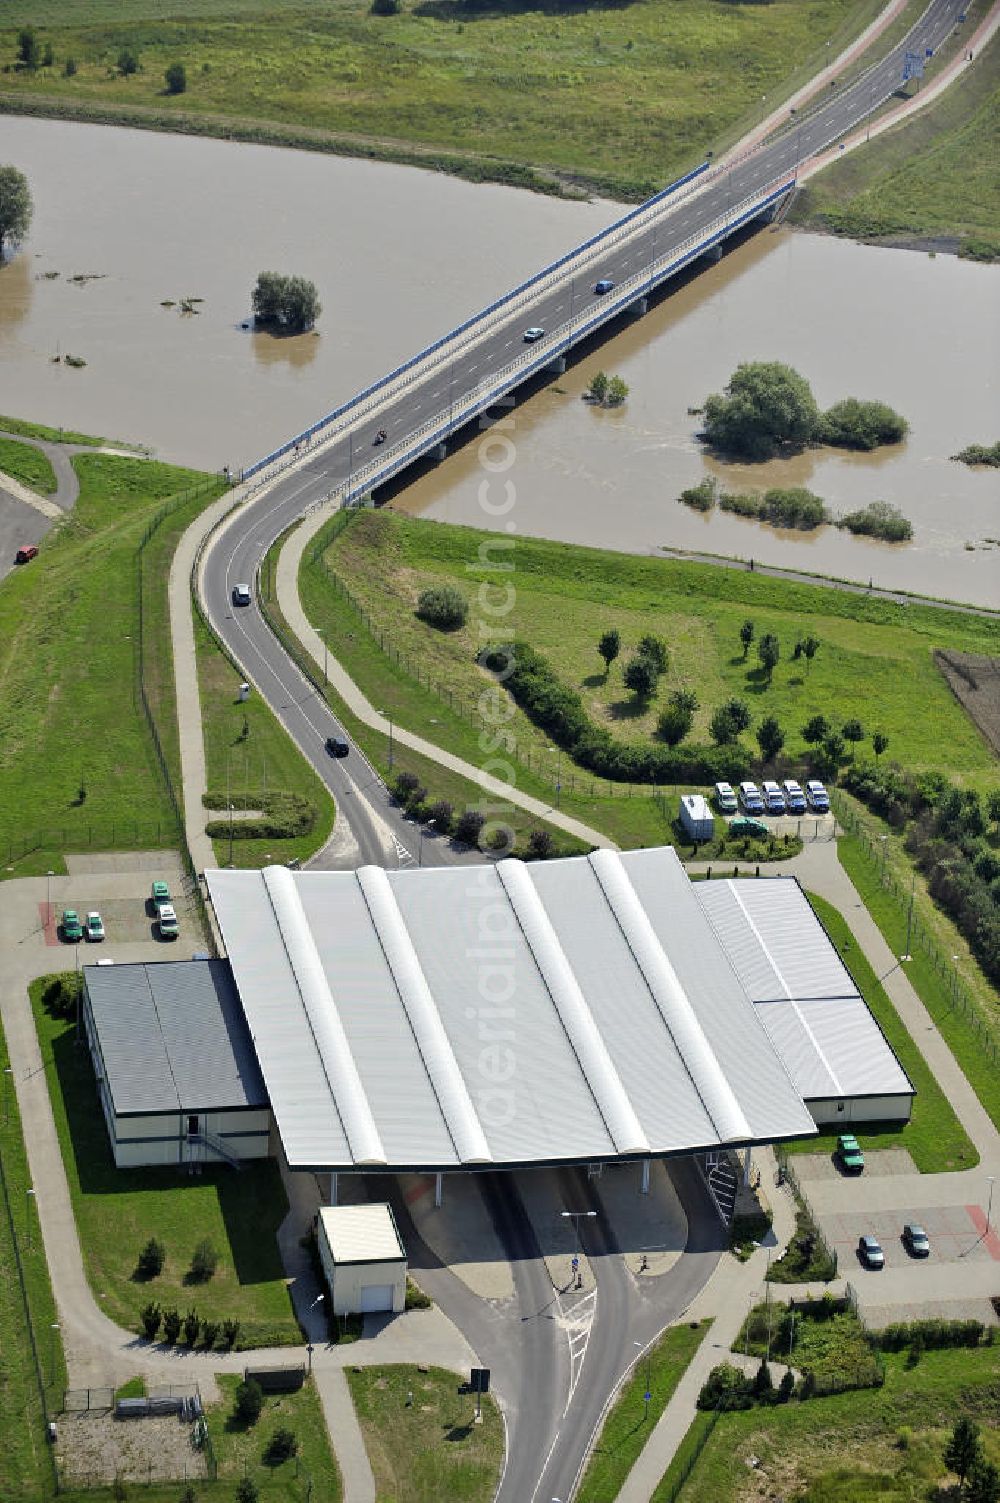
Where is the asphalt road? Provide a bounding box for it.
[201,0,967,867]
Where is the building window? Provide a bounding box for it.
[187,1114,200,1136]
[837,1102,845,1113]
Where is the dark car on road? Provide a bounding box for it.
[594,278,615,294]
[232,583,252,606]
[902,1223,930,1257]
[858,1234,884,1269]
[325,736,349,758]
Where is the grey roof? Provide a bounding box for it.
[206,849,816,1172]
[694,878,913,1102]
[83,960,267,1116]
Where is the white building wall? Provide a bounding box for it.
[108,1109,271,1168]
[807,1094,913,1127]
[316,1220,406,1315]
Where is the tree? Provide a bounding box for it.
[371,0,401,12]
[235,1479,259,1503]
[842,719,865,758]
[871,731,889,760]
[802,635,820,673]
[710,697,752,745]
[606,375,629,406]
[234,1378,264,1427]
[739,619,754,660]
[454,809,485,847]
[190,1239,218,1281]
[987,789,1000,826]
[777,1369,795,1403]
[117,48,140,77]
[265,1427,298,1462]
[42,42,54,67]
[967,1458,1000,1503]
[598,628,620,674]
[252,271,321,333]
[944,1418,983,1487]
[416,584,467,629]
[637,634,669,674]
[751,1360,773,1397]
[801,714,829,746]
[658,688,698,747]
[589,371,609,403]
[756,715,784,763]
[0,165,33,262]
[819,397,908,451]
[137,1236,165,1279]
[427,799,453,835]
[16,29,40,69]
[182,1308,200,1346]
[164,61,187,94]
[757,632,780,683]
[623,653,658,700]
[526,829,555,860]
[162,1308,182,1343]
[139,1301,161,1340]
[64,57,77,77]
[815,732,845,779]
[702,361,820,460]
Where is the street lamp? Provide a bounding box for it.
[50,1322,60,1384]
[561,1209,596,1289]
[3,1065,12,1127]
[634,1340,652,1422]
[318,627,328,686]
[307,1292,325,1371]
[987,1176,996,1234]
[548,746,563,809]
[379,710,395,771]
[901,871,915,961]
[879,835,888,881]
[46,869,54,935]
[228,802,235,867]
[26,1186,36,1251]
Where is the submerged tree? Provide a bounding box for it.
[0,165,33,262]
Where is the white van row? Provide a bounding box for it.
[714,778,831,817]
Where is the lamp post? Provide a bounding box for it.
[26,1187,36,1251]
[50,1322,60,1384]
[561,1209,596,1289]
[548,746,563,809]
[307,1292,325,1371]
[318,628,328,686]
[987,1176,996,1235]
[879,835,888,882]
[634,1340,652,1422]
[901,871,915,961]
[46,869,54,936]
[380,711,394,771]
[3,1065,12,1126]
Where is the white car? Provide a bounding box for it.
[761,780,786,814]
[523,326,545,343]
[714,781,738,814]
[739,781,765,814]
[782,778,807,814]
[806,779,830,812]
[232,583,252,606]
[157,903,180,939]
[84,911,105,942]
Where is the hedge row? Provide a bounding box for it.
[204,790,316,841]
[481,642,746,786]
[874,1318,988,1352]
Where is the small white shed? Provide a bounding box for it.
[316,1204,407,1316]
[679,794,715,843]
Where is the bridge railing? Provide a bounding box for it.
[241,159,711,481]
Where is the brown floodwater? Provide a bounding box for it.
[0,116,611,470]
[396,228,1000,609]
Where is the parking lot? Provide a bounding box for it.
[825,1204,999,1272]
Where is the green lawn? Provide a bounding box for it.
[305,513,999,852]
[208,1373,341,1503]
[794,28,1000,251]
[348,1364,502,1503]
[0,448,223,878]
[779,892,978,1172]
[651,1345,1000,1503]
[0,1018,65,1503]
[31,979,300,1349]
[0,436,57,495]
[0,413,103,446]
[2,0,884,199]
[576,1321,710,1503]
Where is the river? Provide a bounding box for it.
[0,117,997,607]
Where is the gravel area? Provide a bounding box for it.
[792,1148,917,1183]
[54,1411,209,1487]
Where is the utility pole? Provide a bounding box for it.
[901,872,915,961]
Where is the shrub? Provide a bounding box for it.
[778,1369,795,1402]
[235,1479,259,1503]
[164,61,186,94]
[623,652,659,699]
[405,1277,432,1309]
[416,584,468,630]
[190,1239,218,1282]
[702,361,820,460]
[161,1308,181,1344]
[819,397,908,450]
[64,58,77,77]
[139,1302,161,1341]
[606,375,629,406]
[251,271,320,332]
[598,628,621,671]
[759,487,827,529]
[42,973,81,1020]
[836,500,912,542]
[952,440,1000,467]
[234,1378,264,1427]
[182,1309,200,1346]
[393,771,420,803]
[485,826,509,853]
[222,1317,241,1349]
[658,701,693,747]
[710,697,751,745]
[117,48,139,76]
[589,370,609,403]
[678,478,717,512]
[697,1363,753,1411]
[371,0,401,12]
[201,1319,220,1350]
[264,1427,298,1463]
[637,634,668,674]
[136,1236,165,1279]
[426,799,453,834]
[204,791,316,840]
[526,829,555,860]
[453,809,485,847]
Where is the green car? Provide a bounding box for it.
[837,1133,864,1173]
[151,880,171,909]
[729,815,770,838]
[61,909,83,943]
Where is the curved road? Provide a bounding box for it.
[201,0,969,864]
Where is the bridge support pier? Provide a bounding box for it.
[628,296,648,316]
[641,1159,651,1195]
[432,442,448,462]
[434,1172,444,1208]
[329,1171,338,1206]
[704,242,723,262]
[544,356,567,375]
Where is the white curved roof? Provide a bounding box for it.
[207,848,816,1171]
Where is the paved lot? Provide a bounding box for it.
[825,1204,1000,1272]
[794,1148,918,1183]
[0,494,50,584]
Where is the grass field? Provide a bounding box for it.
[0,413,103,446]
[0,449,223,878]
[208,1373,341,1503]
[577,1321,710,1503]
[0,436,57,495]
[347,1364,502,1503]
[0,1018,65,1503]
[794,29,1000,250]
[651,1344,1000,1503]
[309,512,1000,834]
[32,978,300,1349]
[779,892,978,1172]
[1,0,884,199]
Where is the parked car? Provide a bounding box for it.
[806,779,830,812]
[594,278,615,294]
[232,583,252,606]
[157,904,180,939]
[15,544,39,564]
[60,909,83,943]
[902,1222,930,1257]
[151,880,171,912]
[523,326,545,343]
[84,911,105,942]
[714,781,738,814]
[837,1133,864,1173]
[739,781,765,814]
[858,1234,884,1269]
[729,815,770,838]
[761,780,786,814]
[782,778,807,814]
[325,736,349,758]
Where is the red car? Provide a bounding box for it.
[15,544,39,564]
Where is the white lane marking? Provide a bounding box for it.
[553,1284,598,1416]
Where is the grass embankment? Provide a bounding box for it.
[794,28,1000,253]
[781,893,977,1172]
[0,414,102,446]
[31,979,299,1349]
[0,436,57,495]
[302,511,999,849]
[576,1321,710,1503]
[348,1364,502,1503]
[651,1344,1000,1503]
[2,0,882,199]
[0,1019,65,1503]
[193,605,336,868]
[836,828,1000,1134]
[0,449,223,877]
